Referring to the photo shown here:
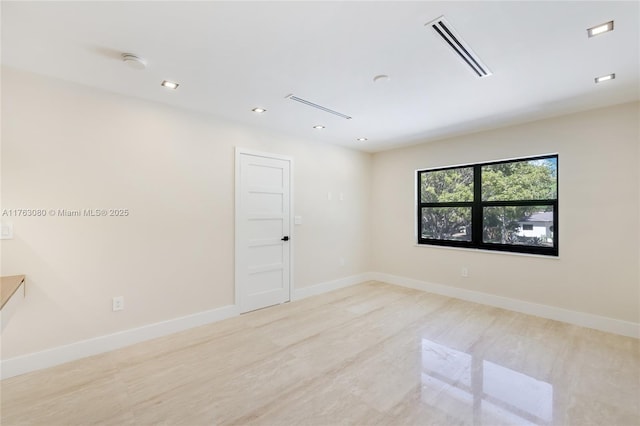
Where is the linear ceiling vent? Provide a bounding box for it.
[426,16,492,78]
[285,94,352,120]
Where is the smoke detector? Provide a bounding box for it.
[121,53,147,70]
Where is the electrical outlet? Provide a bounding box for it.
[461,267,469,278]
[339,257,345,266]
[112,296,124,311]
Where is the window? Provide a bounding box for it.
[417,155,558,256]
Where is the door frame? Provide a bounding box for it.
[234,147,294,311]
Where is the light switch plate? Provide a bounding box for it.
[294,216,302,225]
[1,223,13,240]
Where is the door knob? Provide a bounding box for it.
[281,236,289,241]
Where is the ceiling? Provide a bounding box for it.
[2,1,638,152]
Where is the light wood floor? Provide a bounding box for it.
[1,281,639,425]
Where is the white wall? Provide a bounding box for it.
[2,67,638,365]
[0,68,371,359]
[371,102,640,324]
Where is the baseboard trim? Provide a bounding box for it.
[1,304,240,380]
[371,272,639,339]
[1,273,374,380]
[4,271,636,380]
[293,272,374,301]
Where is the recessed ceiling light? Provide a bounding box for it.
[587,21,614,37]
[595,73,615,83]
[161,80,179,90]
[357,137,368,142]
[313,125,325,129]
[252,107,267,113]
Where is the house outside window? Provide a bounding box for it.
[518,212,553,243]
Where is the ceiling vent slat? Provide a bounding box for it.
[286,94,352,120]
[427,16,492,78]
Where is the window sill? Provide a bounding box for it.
[413,244,560,259]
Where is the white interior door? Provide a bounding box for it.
[235,149,292,313]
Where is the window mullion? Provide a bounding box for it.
[482,199,557,207]
[472,164,482,245]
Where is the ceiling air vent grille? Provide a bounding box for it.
[427,16,492,78]
[285,94,352,120]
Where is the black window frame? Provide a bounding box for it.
[417,154,558,256]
